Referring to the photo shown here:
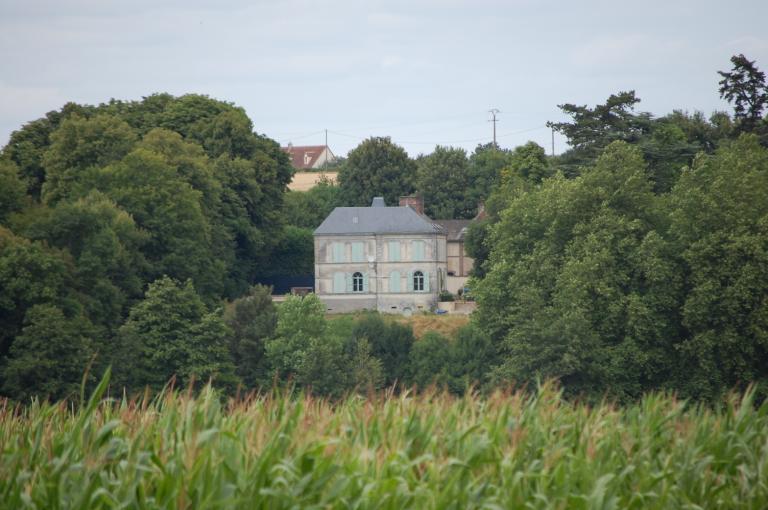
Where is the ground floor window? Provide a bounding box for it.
[413,270,424,291]
[353,271,364,292]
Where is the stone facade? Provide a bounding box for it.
[313,197,447,314]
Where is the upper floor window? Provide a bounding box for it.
[351,242,364,262]
[388,241,400,261]
[332,242,345,262]
[413,270,424,292]
[352,272,364,292]
[412,240,425,261]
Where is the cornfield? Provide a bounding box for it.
[2,372,767,509]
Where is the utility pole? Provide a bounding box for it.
[488,109,500,146]
[551,126,555,157]
[325,129,328,149]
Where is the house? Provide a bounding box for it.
[432,219,474,294]
[282,144,337,170]
[313,197,447,315]
[288,171,338,191]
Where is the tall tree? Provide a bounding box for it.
[547,91,651,170]
[225,284,277,388]
[416,146,475,219]
[338,137,416,206]
[475,142,680,401]
[2,304,95,402]
[41,114,138,204]
[667,134,768,399]
[116,276,237,393]
[718,54,768,134]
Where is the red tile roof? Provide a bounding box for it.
[282,145,331,169]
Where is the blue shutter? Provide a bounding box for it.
[352,242,364,262]
[413,241,425,261]
[333,242,344,262]
[333,272,345,293]
[345,272,353,293]
[390,271,400,292]
[406,271,413,292]
[363,273,369,293]
[423,271,430,292]
[389,241,400,261]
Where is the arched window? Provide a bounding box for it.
[413,270,424,292]
[352,272,364,292]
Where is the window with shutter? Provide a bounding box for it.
[333,272,346,293]
[413,270,424,292]
[332,242,345,263]
[388,241,400,261]
[406,271,413,292]
[352,272,364,292]
[412,240,425,261]
[390,271,401,292]
[351,242,364,262]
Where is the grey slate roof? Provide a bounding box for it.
[314,200,444,236]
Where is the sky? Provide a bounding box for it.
[1,0,767,157]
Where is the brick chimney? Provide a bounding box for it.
[399,195,424,215]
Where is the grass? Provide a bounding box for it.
[327,312,470,339]
[2,371,767,509]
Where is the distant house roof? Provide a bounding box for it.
[315,197,445,236]
[433,219,472,241]
[282,145,334,169]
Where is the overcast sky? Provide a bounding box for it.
[1,0,767,157]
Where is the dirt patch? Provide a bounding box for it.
[391,314,470,339]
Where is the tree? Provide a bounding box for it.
[407,331,452,389]
[467,143,512,204]
[0,160,26,222]
[98,148,225,299]
[116,276,237,393]
[264,294,327,380]
[282,177,342,229]
[259,226,314,277]
[718,54,768,134]
[225,284,277,388]
[41,114,138,204]
[667,134,768,399]
[1,102,92,199]
[0,227,72,364]
[350,312,414,386]
[347,337,384,393]
[20,191,148,333]
[416,146,476,219]
[475,142,680,401]
[338,137,416,206]
[444,324,496,394]
[505,142,552,184]
[547,91,652,173]
[2,304,94,402]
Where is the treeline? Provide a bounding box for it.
[2,54,768,403]
[469,54,768,402]
[0,94,294,400]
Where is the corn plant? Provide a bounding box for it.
[1,372,767,509]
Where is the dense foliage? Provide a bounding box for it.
[2,372,767,508]
[2,54,768,404]
[473,137,768,402]
[0,94,293,399]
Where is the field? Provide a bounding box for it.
[2,373,767,509]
